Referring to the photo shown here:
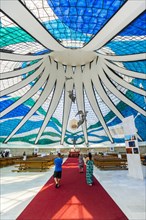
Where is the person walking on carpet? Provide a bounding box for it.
[78,154,84,173]
[53,152,63,188]
[86,152,94,186]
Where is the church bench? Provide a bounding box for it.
[14,156,55,172]
[0,156,23,168]
[0,155,39,168]
[94,157,128,170]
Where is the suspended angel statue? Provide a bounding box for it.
[77,118,85,128]
[68,90,76,103]
[75,110,88,119]
[75,110,88,128]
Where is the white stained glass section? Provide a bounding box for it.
[21,0,58,22]
[61,40,85,48]
[113,36,146,41]
[93,87,111,117]
[0,61,23,73]
[83,90,99,126]
[51,90,64,124]
[37,90,53,119]
[97,46,115,55]
[0,12,15,27]
[1,77,22,91]
[101,82,122,107]
[6,84,31,98]
[3,42,46,55]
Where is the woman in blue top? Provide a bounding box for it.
[86,152,94,186]
[53,153,63,188]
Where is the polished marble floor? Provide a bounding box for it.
[0,159,146,220]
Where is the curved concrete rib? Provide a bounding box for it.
[0,60,43,79]
[98,63,146,117]
[1,0,65,51]
[102,62,146,96]
[103,59,146,79]
[1,62,45,97]
[83,63,113,143]
[96,53,146,62]
[1,59,47,118]
[61,66,74,145]
[74,66,88,145]
[4,58,56,143]
[35,63,65,144]
[0,52,48,61]
[82,0,145,51]
[91,61,143,141]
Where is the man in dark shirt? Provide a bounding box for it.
[53,153,63,188]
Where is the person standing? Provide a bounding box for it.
[23,151,27,160]
[86,152,94,186]
[53,153,63,188]
[78,154,84,173]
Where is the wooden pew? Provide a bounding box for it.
[93,156,128,170]
[0,155,37,168]
[0,156,22,168]
[14,155,55,172]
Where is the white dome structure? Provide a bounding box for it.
[0,0,146,147]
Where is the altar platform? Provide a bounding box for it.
[68,151,80,158]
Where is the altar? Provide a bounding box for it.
[69,150,80,158]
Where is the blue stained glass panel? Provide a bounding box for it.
[106,41,146,55]
[47,0,125,34]
[119,12,146,36]
[44,20,90,42]
[123,61,146,73]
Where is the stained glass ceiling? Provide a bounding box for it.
[0,0,146,147]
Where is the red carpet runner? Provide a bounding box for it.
[17,158,128,220]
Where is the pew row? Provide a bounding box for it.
[94,156,128,170]
[13,156,55,172]
[0,155,36,168]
